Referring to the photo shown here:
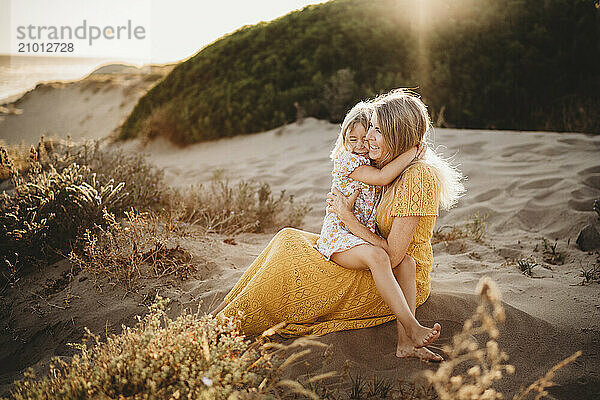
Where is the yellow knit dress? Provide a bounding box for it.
[220,162,440,337]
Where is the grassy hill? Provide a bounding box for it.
[120,0,599,144]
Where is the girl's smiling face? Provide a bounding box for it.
[367,111,388,162]
[345,123,369,157]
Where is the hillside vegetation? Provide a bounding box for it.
[120,0,599,143]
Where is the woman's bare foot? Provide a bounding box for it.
[396,345,444,362]
[408,322,441,348]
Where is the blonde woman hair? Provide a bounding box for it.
[373,89,465,210]
[330,101,374,160]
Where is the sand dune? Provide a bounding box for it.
[0,64,173,145]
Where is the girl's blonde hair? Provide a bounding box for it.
[330,101,374,160]
[374,89,465,209]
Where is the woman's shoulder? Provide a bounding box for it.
[394,162,437,187]
[386,162,440,217]
[406,161,435,174]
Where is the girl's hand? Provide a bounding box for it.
[326,187,359,224]
[414,141,427,161]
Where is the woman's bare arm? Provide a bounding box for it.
[383,216,420,268]
[328,188,420,267]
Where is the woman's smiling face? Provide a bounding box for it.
[367,111,387,163]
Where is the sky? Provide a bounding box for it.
[0,0,328,64]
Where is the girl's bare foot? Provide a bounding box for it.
[408,323,441,348]
[210,300,227,316]
[396,345,443,362]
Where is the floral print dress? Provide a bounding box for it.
[315,151,381,259]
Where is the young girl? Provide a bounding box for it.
[315,101,423,261]
[316,101,440,350]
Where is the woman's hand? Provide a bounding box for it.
[327,187,359,225]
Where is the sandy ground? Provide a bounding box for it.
[0,75,599,398]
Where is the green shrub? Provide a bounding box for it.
[4,297,318,400]
[0,139,164,280]
[0,162,126,274]
[50,139,165,213]
[120,0,599,144]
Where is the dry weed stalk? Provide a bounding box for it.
[425,277,582,400]
[512,350,581,400]
[424,277,512,400]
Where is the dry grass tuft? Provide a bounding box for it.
[433,213,488,244]
[537,238,565,265]
[578,261,600,285]
[166,171,312,235]
[69,209,195,292]
[516,259,539,277]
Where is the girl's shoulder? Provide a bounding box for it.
[334,150,370,167]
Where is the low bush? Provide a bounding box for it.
[0,161,126,277]
[0,138,164,282]
[45,138,165,213]
[4,297,320,400]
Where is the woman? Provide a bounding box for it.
[212,89,464,360]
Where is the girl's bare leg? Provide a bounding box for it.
[392,256,443,361]
[331,245,440,348]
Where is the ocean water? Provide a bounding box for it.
[0,55,117,102]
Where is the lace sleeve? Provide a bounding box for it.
[390,163,440,217]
